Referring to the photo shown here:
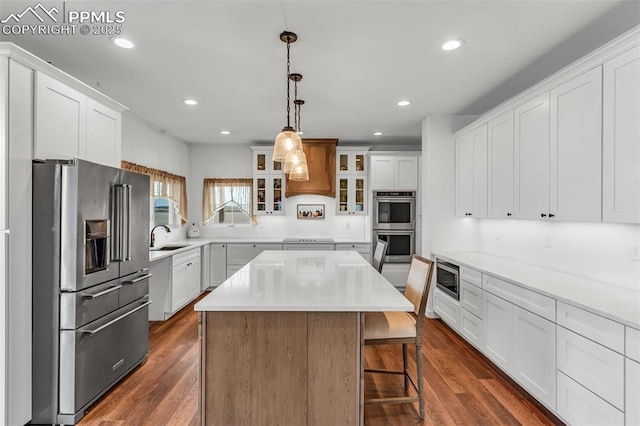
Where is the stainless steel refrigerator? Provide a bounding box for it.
[32,159,151,425]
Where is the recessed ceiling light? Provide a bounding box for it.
[442,39,464,51]
[183,99,198,106]
[373,132,383,136]
[220,130,230,135]
[397,100,410,107]
[111,37,135,49]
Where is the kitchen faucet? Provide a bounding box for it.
[150,225,171,248]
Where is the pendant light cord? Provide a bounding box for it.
[286,40,291,128]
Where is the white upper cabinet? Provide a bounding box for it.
[35,72,87,160]
[86,98,122,168]
[549,67,603,222]
[336,150,367,175]
[456,125,487,218]
[514,94,550,220]
[488,111,515,218]
[370,156,418,190]
[34,70,124,167]
[603,46,640,224]
[252,148,285,216]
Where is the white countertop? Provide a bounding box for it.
[149,238,372,262]
[434,251,640,329]
[194,250,413,312]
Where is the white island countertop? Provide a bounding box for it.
[195,250,413,312]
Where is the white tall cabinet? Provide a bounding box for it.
[603,46,640,224]
[0,42,127,425]
[0,55,34,426]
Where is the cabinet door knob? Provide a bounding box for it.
[541,213,547,218]
[549,213,555,218]
[507,213,512,217]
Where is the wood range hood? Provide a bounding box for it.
[285,138,337,198]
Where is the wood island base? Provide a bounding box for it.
[199,311,363,426]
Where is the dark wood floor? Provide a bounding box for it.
[79,295,559,425]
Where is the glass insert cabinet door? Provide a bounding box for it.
[336,152,367,175]
[254,177,285,215]
[253,150,284,175]
[272,177,283,212]
[337,176,366,215]
[255,177,267,212]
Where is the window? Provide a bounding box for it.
[203,178,254,226]
[121,161,188,228]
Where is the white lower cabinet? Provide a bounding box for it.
[557,326,624,410]
[171,249,201,313]
[557,372,624,426]
[226,243,283,279]
[149,249,201,321]
[459,309,482,349]
[434,288,460,331]
[512,306,556,409]
[482,291,513,370]
[627,358,640,426]
[210,243,227,286]
[460,280,483,318]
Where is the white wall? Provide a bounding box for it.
[121,113,190,243]
[478,220,640,291]
[189,143,370,240]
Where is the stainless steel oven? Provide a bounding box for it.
[436,259,459,300]
[372,230,415,263]
[373,191,415,230]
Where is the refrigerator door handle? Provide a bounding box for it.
[113,185,130,262]
[124,184,132,261]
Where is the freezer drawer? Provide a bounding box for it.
[58,298,150,421]
[60,279,121,329]
[119,269,151,307]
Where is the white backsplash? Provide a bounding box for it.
[198,194,370,240]
[478,219,640,290]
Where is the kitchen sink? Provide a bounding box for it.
[150,245,189,251]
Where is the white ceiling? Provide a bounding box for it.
[2,1,639,146]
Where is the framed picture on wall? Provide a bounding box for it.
[297,204,325,219]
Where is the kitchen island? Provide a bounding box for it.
[194,250,413,426]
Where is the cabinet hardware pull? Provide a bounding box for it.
[507,213,512,216]
[549,213,555,218]
[541,213,547,217]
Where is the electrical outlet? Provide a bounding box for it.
[544,234,553,248]
[632,244,640,261]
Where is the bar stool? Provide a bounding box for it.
[363,255,434,419]
[371,239,388,273]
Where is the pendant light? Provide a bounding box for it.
[273,31,303,162]
[286,73,309,181]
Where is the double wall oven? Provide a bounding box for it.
[372,192,416,263]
